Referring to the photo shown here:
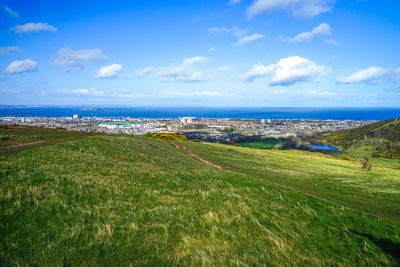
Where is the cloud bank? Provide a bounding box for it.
[56,88,104,96]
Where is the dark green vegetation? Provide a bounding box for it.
[237,138,284,150]
[144,132,188,141]
[323,118,400,159]
[1,126,400,266]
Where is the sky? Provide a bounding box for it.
[1,0,400,107]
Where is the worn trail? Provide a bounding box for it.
[169,141,224,169]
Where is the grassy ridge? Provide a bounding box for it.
[1,127,400,265]
[323,118,400,147]
[0,125,95,154]
[322,118,400,159]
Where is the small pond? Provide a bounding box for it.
[310,144,340,151]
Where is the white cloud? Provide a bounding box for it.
[4,59,37,74]
[242,63,275,82]
[280,23,331,43]
[209,26,262,47]
[247,0,334,18]
[208,47,217,52]
[165,91,235,97]
[113,93,157,99]
[96,63,123,79]
[155,56,209,82]
[217,64,234,71]
[182,56,208,65]
[53,47,106,67]
[235,33,264,46]
[56,88,104,96]
[209,26,246,38]
[129,57,210,82]
[243,56,328,86]
[4,6,19,18]
[228,0,241,5]
[395,68,400,81]
[128,67,153,78]
[268,89,336,98]
[12,22,57,33]
[324,38,340,46]
[0,89,20,94]
[0,46,20,55]
[336,66,389,84]
[209,26,234,34]
[307,90,336,98]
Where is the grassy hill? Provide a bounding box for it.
[323,118,400,159]
[1,125,400,266]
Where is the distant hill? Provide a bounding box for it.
[323,118,400,159]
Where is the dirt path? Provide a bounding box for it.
[169,141,224,169]
[4,140,45,149]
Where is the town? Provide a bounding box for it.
[1,115,374,143]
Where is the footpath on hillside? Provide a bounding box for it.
[169,141,224,169]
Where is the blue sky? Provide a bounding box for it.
[1,0,400,107]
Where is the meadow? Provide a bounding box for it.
[1,126,400,266]
[236,139,284,150]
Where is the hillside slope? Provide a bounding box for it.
[323,118,400,159]
[1,127,400,266]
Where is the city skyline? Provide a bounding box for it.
[1,0,400,107]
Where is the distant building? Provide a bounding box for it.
[180,117,195,124]
[73,114,81,119]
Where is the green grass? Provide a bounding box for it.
[0,125,95,154]
[237,139,284,150]
[1,126,400,266]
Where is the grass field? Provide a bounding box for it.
[1,126,400,266]
[237,139,284,150]
[0,125,96,154]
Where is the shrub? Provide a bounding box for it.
[343,156,356,162]
[281,136,300,150]
[144,132,188,141]
[297,143,314,151]
[359,157,372,171]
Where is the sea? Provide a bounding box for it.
[1,107,400,120]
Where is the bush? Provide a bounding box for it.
[359,157,372,171]
[144,132,188,141]
[343,156,356,162]
[281,136,300,150]
[298,143,314,151]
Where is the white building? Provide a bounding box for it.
[180,117,195,124]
